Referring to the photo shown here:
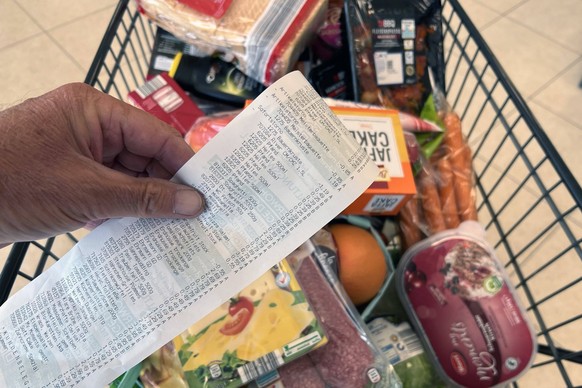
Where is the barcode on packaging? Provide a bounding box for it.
[136,75,167,98]
[398,327,423,355]
[237,350,285,383]
[364,195,404,212]
[367,318,425,366]
[374,52,404,85]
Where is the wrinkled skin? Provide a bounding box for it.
[0,83,205,246]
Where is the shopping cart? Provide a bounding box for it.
[0,0,580,386]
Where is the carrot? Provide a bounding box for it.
[443,112,478,221]
[418,166,447,234]
[399,197,423,249]
[433,155,461,228]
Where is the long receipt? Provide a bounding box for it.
[0,72,378,387]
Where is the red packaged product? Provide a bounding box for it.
[396,221,536,387]
[176,0,232,18]
[184,110,239,152]
[273,230,400,388]
[127,73,204,136]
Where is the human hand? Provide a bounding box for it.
[0,83,204,245]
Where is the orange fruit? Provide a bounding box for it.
[328,223,388,305]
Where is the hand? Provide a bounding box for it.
[0,83,204,245]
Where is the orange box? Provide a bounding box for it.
[330,106,416,215]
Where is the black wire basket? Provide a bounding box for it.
[1,0,580,386]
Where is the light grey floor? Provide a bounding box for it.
[0,0,580,385]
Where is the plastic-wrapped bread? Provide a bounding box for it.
[137,0,327,85]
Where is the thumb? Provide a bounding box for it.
[89,172,205,220]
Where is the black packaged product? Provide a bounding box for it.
[345,0,445,114]
[147,28,208,76]
[308,1,354,101]
[309,56,353,101]
[169,53,266,107]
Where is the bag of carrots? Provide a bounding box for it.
[399,89,478,250]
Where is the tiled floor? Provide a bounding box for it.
[0,0,580,385]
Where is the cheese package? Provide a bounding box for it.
[330,107,416,215]
[138,259,327,387]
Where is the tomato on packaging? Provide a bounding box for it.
[220,297,254,336]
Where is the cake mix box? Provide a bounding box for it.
[330,106,416,215]
[242,100,416,215]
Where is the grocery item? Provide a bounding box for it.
[147,28,208,76]
[416,165,446,235]
[432,151,461,229]
[396,222,536,387]
[328,223,387,305]
[140,342,188,387]
[241,99,418,215]
[309,59,352,101]
[311,0,344,62]
[330,106,416,215]
[274,355,324,388]
[296,256,379,386]
[441,112,478,222]
[398,89,478,248]
[137,0,328,85]
[139,259,327,388]
[184,110,239,152]
[324,97,443,133]
[176,0,233,18]
[398,195,423,250]
[368,318,445,388]
[127,73,204,136]
[344,0,445,114]
[280,229,401,388]
[169,53,265,107]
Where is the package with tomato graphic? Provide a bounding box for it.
[138,259,327,388]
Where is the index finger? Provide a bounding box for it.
[95,90,195,175]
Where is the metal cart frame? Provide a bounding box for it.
[1,0,580,385]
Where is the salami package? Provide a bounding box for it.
[274,229,401,388]
[344,0,445,114]
[396,222,536,387]
[137,0,327,85]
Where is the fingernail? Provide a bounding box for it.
[174,189,204,216]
